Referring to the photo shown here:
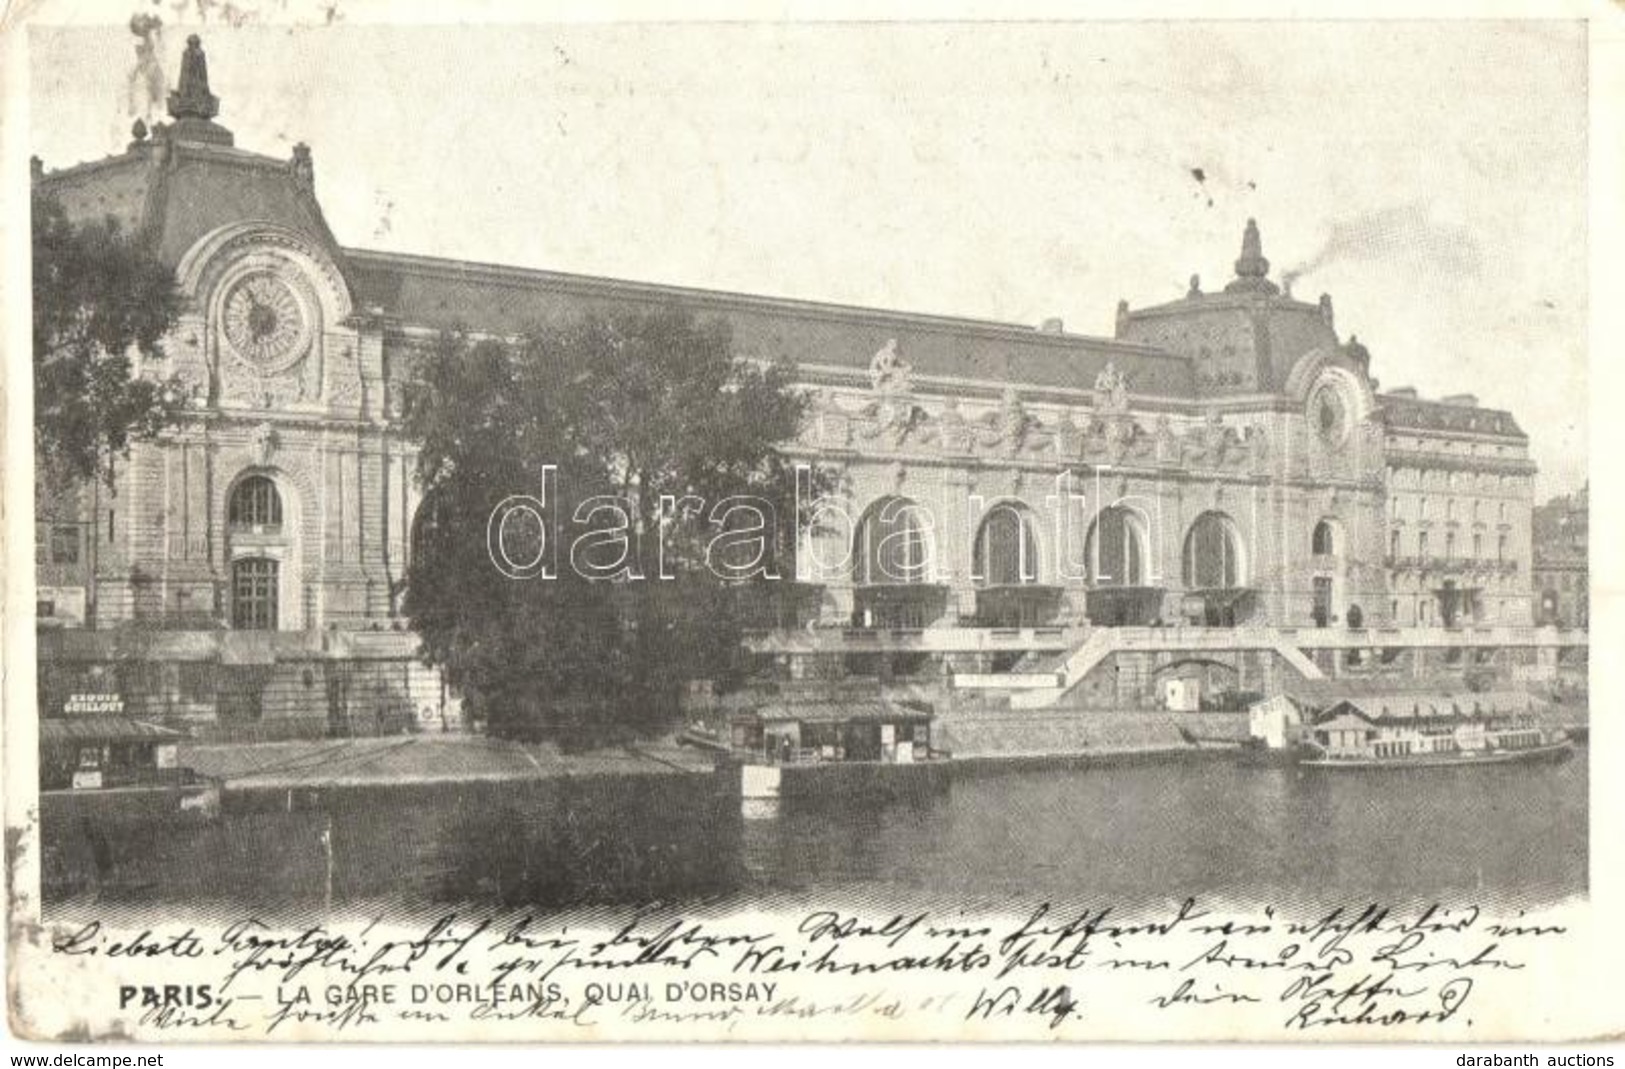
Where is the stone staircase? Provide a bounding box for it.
[1003,626,1328,709]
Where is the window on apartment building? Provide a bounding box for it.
[1390,529,1401,559]
[1473,533,1483,559]
[1498,533,1508,563]
[48,524,79,565]
[1419,531,1430,557]
[229,475,283,532]
[231,557,279,630]
[1445,532,1455,561]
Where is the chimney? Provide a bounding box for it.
[1440,394,1479,408]
[1387,387,1418,400]
[1038,317,1065,334]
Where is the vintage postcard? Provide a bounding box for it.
[3,0,1622,1045]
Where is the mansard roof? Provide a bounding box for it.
[343,248,1201,400]
[1379,392,1526,440]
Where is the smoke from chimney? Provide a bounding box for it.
[127,13,166,125]
[1280,203,1483,291]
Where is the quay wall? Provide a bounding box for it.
[934,708,1250,760]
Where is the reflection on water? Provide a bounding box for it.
[740,754,1588,909]
[43,750,1587,913]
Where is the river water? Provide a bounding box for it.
[43,749,1587,915]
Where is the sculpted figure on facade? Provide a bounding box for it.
[857,391,924,449]
[289,143,315,195]
[1101,408,1137,462]
[977,387,1035,455]
[170,331,211,406]
[327,343,364,410]
[1094,361,1130,413]
[1153,413,1179,463]
[1053,408,1082,458]
[252,421,278,466]
[868,337,912,394]
[935,396,970,454]
[1246,422,1270,470]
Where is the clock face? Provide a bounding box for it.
[1311,382,1350,446]
[221,273,311,373]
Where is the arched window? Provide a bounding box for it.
[1182,512,1242,589]
[230,475,283,531]
[973,503,1039,586]
[1312,520,1336,556]
[1085,506,1144,587]
[853,496,930,585]
[232,557,279,630]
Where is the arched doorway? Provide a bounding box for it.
[1087,505,1145,586]
[972,502,1058,627]
[226,472,295,630]
[853,495,930,586]
[851,496,944,630]
[973,502,1039,586]
[1310,518,1344,628]
[1084,506,1162,626]
[1182,511,1250,626]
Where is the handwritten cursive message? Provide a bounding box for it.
[46,899,1563,1040]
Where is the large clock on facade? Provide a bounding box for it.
[221,273,313,374]
[1309,380,1351,447]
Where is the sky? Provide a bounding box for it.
[25,15,1589,498]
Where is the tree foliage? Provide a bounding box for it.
[32,191,185,486]
[402,308,826,745]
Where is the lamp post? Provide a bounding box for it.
[86,454,102,631]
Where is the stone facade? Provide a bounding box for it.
[32,40,1545,735]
